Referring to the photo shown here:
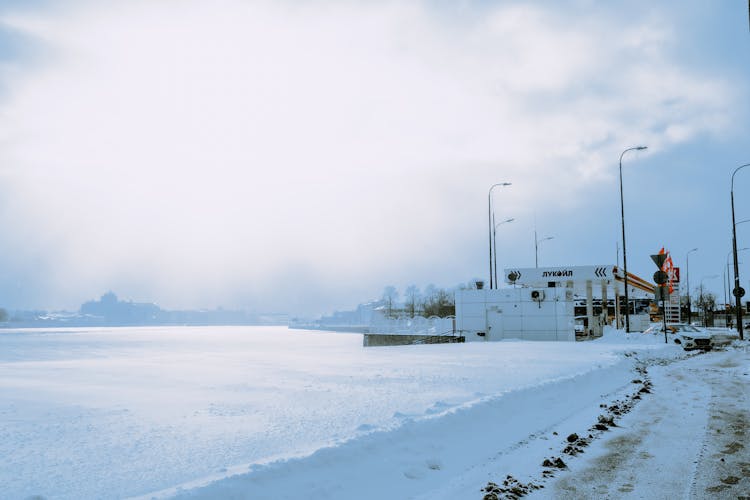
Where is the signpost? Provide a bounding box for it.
[651,253,670,344]
[653,270,669,286]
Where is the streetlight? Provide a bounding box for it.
[488,182,512,289]
[493,217,514,287]
[730,222,750,307]
[731,163,750,339]
[619,145,648,332]
[685,247,698,325]
[534,231,553,268]
[699,274,719,327]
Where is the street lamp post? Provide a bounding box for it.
[685,247,698,325]
[488,182,512,289]
[725,246,749,327]
[729,219,750,309]
[731,163,750,339]
[619,146,648,332]
[534,231,553,268]
[493,217,514,287]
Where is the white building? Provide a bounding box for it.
[456,286,574,342]
[455,265,655,342]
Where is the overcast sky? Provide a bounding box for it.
[0,0,748,315]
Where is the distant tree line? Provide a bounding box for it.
[0,308,7,322]
[380,280,484,319]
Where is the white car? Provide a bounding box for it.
[644,324,714,351]
[670,324,714,351]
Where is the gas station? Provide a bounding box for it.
[455,265,664,342]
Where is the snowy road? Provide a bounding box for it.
[541,346,750,499]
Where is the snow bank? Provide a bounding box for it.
[162,353,666,500]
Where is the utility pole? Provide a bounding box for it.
[730,164,750,339]
[488,182,511,289]
[619,146,648,332]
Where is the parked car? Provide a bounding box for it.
[644,323,714,351]
[670,324,714,351]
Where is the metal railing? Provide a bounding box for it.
[369,315,455,335]
[410,329,465,345]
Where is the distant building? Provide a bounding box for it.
[80,291,161,325]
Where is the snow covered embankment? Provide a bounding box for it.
[149,351,661,500]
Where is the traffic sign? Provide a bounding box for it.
[653,270,669,285]
[733,286,746,298]
[650,254,667,269]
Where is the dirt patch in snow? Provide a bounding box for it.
[481,476,543,500]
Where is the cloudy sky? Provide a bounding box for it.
[0,0,748,315]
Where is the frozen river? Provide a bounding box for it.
[0,326,652,499]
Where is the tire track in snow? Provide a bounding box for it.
[688,349,750,497]
[684,367,713,500]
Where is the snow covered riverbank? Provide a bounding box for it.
[0,326,707,499]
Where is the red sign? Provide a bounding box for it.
[670,266,680,284]
[658,248,678,293]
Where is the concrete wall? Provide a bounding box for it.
[362,334,462,347]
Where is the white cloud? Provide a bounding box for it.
[0,0,737,312]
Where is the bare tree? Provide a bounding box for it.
[695,287,717,327]
[0,308,7,322]
[404,285,420,318]
[421,287,455,317]
[382,286,399,318]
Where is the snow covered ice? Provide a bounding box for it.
[1,326,744,499]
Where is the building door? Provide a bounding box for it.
[486,309,504,341]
